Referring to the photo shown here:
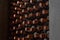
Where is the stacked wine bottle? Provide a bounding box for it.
[8,0,49,40]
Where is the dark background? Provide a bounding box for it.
[0,0,8,40]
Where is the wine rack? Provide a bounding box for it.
[8,0,49,40]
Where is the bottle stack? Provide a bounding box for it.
[8,0,49,40]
